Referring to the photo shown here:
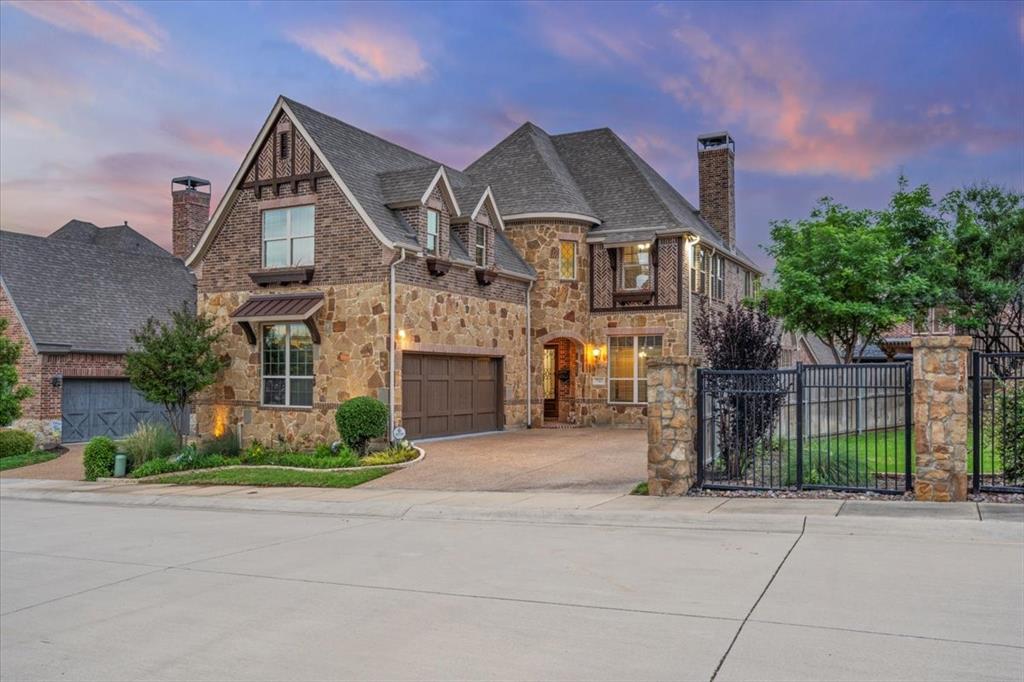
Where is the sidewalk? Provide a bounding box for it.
[3,478,1021,533]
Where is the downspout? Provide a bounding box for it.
[686,234,701,354]
[389,247,408,440]
[526,280,534,428]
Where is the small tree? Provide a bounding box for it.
[695,298,783,477]
[0,318,33,427]
[762,198,910,362]
[124,305,225,447]
[940,184,1024,354]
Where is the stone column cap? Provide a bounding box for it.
[910,334,973,349]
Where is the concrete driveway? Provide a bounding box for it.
[366,427,646,492]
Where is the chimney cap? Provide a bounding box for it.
[172,176,211,192]
[697,131,734,151]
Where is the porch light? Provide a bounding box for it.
[397,329,406,340]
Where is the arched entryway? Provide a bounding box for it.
[539,333,584,425]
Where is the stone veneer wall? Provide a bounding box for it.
[646,357,700,495]
[912,335,972,502]
[393,283,529,429]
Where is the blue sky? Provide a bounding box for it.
[1,1,1021,270]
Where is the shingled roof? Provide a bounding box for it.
[0,229,195,354]
[49,219,170,258]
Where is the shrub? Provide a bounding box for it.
[120,423,177,468]
[335,397,388,455]
[0,429,35,458]
[130,452,233,478]
[360,445,418,467]
[200,431,240,457]
[83,436,118,481]
[240,447,359,469]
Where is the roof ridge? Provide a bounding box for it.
[1,229,177,264]
[464,122,537,174]
[282,95,442,170]
[550,126,614,139]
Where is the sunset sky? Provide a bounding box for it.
[1,0,1021,270]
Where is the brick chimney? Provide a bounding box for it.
[171,176,211,260]
[697,132,735,250]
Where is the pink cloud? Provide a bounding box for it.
[289,23,428,82]
[663,24,1019,179]
[7,1,166,54]
[160,118,248,160]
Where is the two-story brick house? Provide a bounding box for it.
[185,96,762,445]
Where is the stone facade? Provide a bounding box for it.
[911,335,972,502]
[194,118,530,446]
[646,357,700,495]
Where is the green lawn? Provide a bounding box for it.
[710,429,1009,488]
[145,466,391,488]
[0,450,61,472]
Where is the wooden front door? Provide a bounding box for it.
[543,345,558,420]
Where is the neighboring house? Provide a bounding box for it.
[185,96,764,445]
[0,210,197,446]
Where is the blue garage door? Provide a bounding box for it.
[61,379,180,443]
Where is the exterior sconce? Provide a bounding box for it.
[397,329,406,340]
[51,374,62,388]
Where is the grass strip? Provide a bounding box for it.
[145,466,391,488]
[0,450,61,472]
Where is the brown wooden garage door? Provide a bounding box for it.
[401,353,503,439]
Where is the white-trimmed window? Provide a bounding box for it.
[262,323,314,407]
[691,245,709,294]
[263,205,314,268]
[475,225,486,266]
[426,209,440,254]
[559,240,577,280]
[620,244,651,290]
[712,255,725,300]
[608,335,662,404]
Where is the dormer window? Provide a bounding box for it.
[619,244,651,290]
[475,225,486,266]
[426,209,440,255]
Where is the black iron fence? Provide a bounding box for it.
[971,352,1024,493]
[697,362,912,493]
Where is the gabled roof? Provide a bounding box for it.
[49,219,171,258]
[190,96,532,278]
[465,122,597,221]
[0,229,195,354]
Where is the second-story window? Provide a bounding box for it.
[559,240,577,280]
[620,244,651,290]
[263,205,314,268]
[712,255,725,300]
[692,245,710,294]
[426,209,440,255]
[475,225,486,266]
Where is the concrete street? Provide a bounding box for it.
[1,483,1022,681]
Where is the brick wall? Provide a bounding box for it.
[1,285,42,422]
[172,188,210,260]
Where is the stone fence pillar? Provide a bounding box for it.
[912,335,972,502]
[647,357,700,495]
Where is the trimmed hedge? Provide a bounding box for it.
[0,429,35,459]
[83,436,118,481]
[335,397,388,454]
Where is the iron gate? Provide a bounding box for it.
[697,362,912,493]
[971,352,1024,493]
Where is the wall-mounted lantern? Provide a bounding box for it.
[51,374,62,388]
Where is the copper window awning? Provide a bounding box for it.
[230,292,324,344]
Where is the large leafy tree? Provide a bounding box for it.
[762,198,912,363]
[940,184,1024,353]
[125,305,225,446]
[0,318,33,426]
